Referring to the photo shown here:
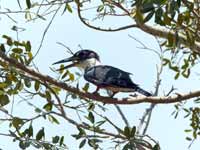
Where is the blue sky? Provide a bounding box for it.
[0,1,200,150]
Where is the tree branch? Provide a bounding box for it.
[76,0,200,53]
[0,51,199,105]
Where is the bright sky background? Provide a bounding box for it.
[0,1,200,150]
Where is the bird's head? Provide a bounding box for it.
[53,50,101,70]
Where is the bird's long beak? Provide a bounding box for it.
[52,56,79,65]
[52,56,80,71]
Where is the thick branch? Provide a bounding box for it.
[76,1,200,53]
[137,24,200,53]
[0,51,199,105]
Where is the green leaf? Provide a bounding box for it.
[124,126,130,138]
[52,136,59,143]
[59,136,64,146]
[2,35,13,46]
[0,90,4,95]
[97,5,104,12]
[61,70,69,79]
[153,144,160,150]
[45,90,51,101]
[0,95,10,106]
[28,124,33,137]
[66,3,73,13]
[43,103,53,112]
[170,66,179,72]
[82,83,90,92]
[143,11,154,22]
[26,0,32,9]
[34,81,40,91]
[12,117,23,129]
[0,44,6,52]
[35,108,42,113]
[163,13,171,25]
[122,144,130,150]
[141,3,154,13]
[162,58,170,65]
[13,41,25,47]
[79,139,86,148]
[0,83,8,88]
[88,139,98,149]
[130,126,136,137]
[88,103,95,111]
[48,115,60,124]
[19,141,28,149]
[69,73,74,81]
[155,8,164,25]
[174,72,180,80]
[184,129,192,133]
[78,127,86,136]
[25,41,31,51]
[186,137,192,141]
[88,112,95,124]
[36,128,45,141]
[24,78,31,88]
[182,69,190,78]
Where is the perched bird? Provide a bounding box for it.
[53,50,152,97]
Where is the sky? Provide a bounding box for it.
[0,1,200,150]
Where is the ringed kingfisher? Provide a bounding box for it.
[53,50,152,97]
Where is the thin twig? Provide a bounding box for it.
[114,104,129,127]
[33,5,62,60]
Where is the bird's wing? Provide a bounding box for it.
[84,65,138,88]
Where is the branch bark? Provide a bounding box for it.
[0,51,199,105]
[76,0,200,53]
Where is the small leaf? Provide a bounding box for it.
[0,44,6,52]
[59,136,64,146]
[153,144,160,150]
[45,90,51,101]
[69,73,74,81]
[28,124,33,137]
[43,103,53,112]
[88,103,95,111]
[2,35,13,46]
[97,5,104,12]
[12,117,23,129]
[78,127,86,136]
[186,137,192,141]
[34,81,40,91]
[124,126,130,138]
[24,78,31,88]
[130,126,136,137]
[88,112,95,123]
[26,0,32,9]
[48,115,60,124]
[184,129,192,133]
[79,139,86,148]
[25,41,31,51]
[66,3,73,13]
[36,128,45,141]
[141,3,154,13]
[52,136,59,143]
[19,141,27,149]
[174,72,180,80]
[0,95,10,106]
[143,11,154,22]
[61,70,69,79]
[82,83,89,92]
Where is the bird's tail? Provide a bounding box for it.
[136,87,152,96]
